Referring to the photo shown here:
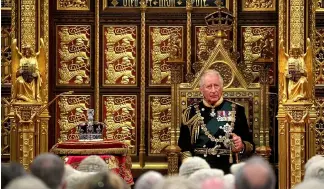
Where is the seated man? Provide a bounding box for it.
[178,69,254,173]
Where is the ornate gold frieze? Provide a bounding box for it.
[242,26,276,85]
[57,0,90,10]
[1,0,12,10]
[315,28,324,86]
[315,97,324,155]
[149,26,183,86]
[316,0,324,11]
[149,95,171,155]
[43,0,50,103]
[56,95,91,142]
[1,25,12,85]
[1,97,11,160]
[242,0,275,11]
[21,0,36,49]
[103,26,137,86]
[102,95,137,154]
[56,25,91,85]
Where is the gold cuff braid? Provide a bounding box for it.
[243,141,253,155]
[180,151,192,162]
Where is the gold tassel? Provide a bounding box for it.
[229,145,233,163]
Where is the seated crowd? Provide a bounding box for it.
[1,153,324,189]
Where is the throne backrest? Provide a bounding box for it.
[177,39,262,147]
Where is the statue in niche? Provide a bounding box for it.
[279,39,313,102]
[11,39,45,103]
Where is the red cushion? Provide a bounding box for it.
[55,139,126,149]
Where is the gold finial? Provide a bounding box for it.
[215,0,222,7]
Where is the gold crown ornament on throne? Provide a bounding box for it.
[69,109,106,141]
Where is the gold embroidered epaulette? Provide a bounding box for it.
[226,99,243,107]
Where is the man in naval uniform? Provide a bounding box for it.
[178,69,254,173]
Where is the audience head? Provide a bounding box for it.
[1,162,27,188]
[64,164,79,179]
[304,155,324,171]
[201,178,225,189]
[230,162,246,175]
[5,175,49,189]
[66,172,92,189]
[188,168,224,186]
[30,153,65,189]
[77,155,108,173]
[304,159,324,181]
[235,156,276,189]
[134,171,164,189]
[199,69,224,104]
[293,179,323,189]
[179,156,210,177]
[153,176,198,189]
[223,174,235,189]
[79,171,128,189]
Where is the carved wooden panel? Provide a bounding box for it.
[56,25,91,86]
[102,95,137,154]
[242,0,275,11]
[57,0,90,10]
[317,0,324,11]
[103,26,137,86]
[1,97,11,160]
[148,95,171,155]
[242,26,276,85]
[1,0,11,9]
[315,97,324,155]
[56,95,91,142]
[1,25,12,85]
[315,28,324,85]
[149,26,183,86]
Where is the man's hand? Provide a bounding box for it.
[231,133,244,153]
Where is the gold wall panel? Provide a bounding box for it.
[57,0,90,10]
[56,25,91,86]
[148,95,171,155]
[242,26,276,85]
[315,28,324,86]
[56,95,91,142]
[315,97,324,155]
[1,25,12,85]
[1,0,12,10]
[1,97,11,160]
[103,26,137,86]
[316,0,324,11]
[102,95,137,154]
[149,26,183,86]
[242,0,275,11]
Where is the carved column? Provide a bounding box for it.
[165,60,184,175]
[254,61,272,160]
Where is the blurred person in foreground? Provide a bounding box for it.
[79,171,128,189]
[178,69,254,173]
[304,159,324,182]
[153,176,198,189]
[234,156,276,189]
[30,153,66,189]
[5,175,49,189]
[134,171,164,189]
[1,162,27,188]
[179,156,211,177]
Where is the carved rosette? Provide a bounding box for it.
[149,96,171,155]
[149,26,183,86]
[242,26,276,85]
[56,25,91,86]
[56,95,91,142]
[1,25,12,85]
[242,0,275,11]
[315,97,324,155]
[57,0,90,10]
[102,95,137,154]
[315,29,324,85]
[103,26,137,86]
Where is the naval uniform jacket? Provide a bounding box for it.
[178,98,254,173]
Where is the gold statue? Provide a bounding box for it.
[279,38,313,102]
[11,39,46,102]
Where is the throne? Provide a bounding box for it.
[166,5,265,175]
[50,109,134,185]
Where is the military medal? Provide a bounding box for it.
[210,108,216,117]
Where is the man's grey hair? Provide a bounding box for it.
[199,69,224,88]
[304,155,324,171]
[223,174,235,189]
[188,168,224,186]
[66,172,92,189]
[179,156,211,177]
[64,164,79,180]
[4,175,49,189]
[230,162,246,175]
[304,159,324,181]
[153,176,198,189]
[77,155,108,172]
[234,156,276,189]
[293,179,323,189]
[30,153,65,189]
[134,171,164,189]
